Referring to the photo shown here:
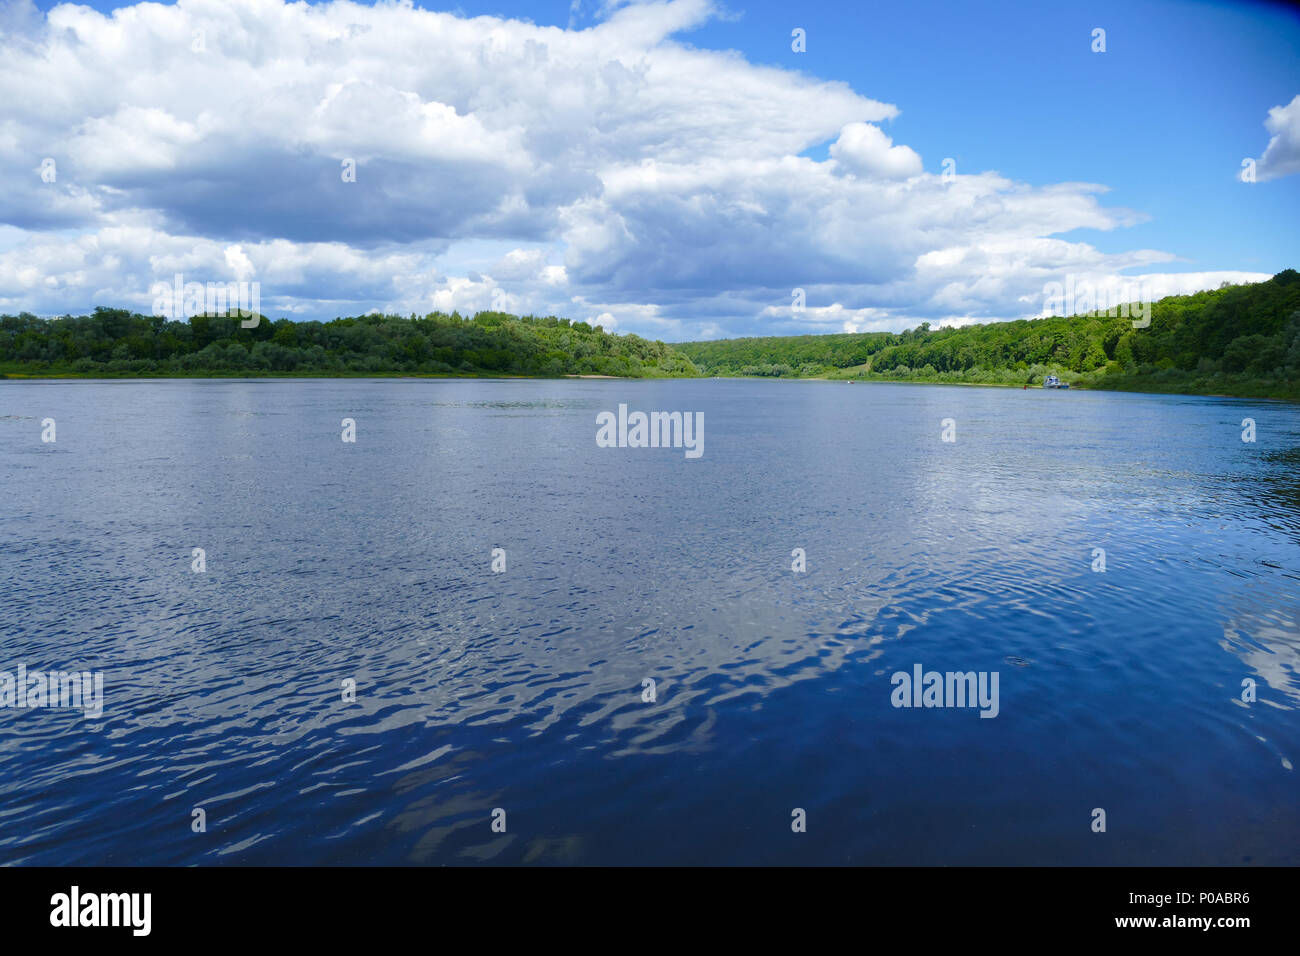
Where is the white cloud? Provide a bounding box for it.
[1252,94,1300,182]
[0,0,1276,339]
[224,244,255,282]
[830,122,922,180]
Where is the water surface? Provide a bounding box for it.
[1,378,1297,864]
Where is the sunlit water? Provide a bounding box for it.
[1,378,1297,864]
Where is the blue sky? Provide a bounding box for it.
[3,0,1298,337]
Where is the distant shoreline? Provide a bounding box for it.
[1,371,1290,402]
[6,272,1296,399]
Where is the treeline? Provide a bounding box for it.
[0,309,700,379]
[676,270,1300,399]
[5,272,1298,396]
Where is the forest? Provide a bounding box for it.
[3,270,1297,399]
[0,309,700,379]
[674,270,1300,400]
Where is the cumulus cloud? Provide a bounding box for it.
[830,122,922,180]
[1252,94,1300,182]
[0,0,1275,337]
[1,0,881,244]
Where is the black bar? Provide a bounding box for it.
[0,866,1285,942]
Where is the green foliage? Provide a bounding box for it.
[0,307,701,379]
[4,272,1297,398]
[675,271,1300,400]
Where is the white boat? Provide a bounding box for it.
[1043,374,1070,389]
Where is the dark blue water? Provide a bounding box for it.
[1,378,1297,864]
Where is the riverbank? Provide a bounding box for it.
[5,369,1295,402]
[0,367,682,381]
[693,371,1298,401]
